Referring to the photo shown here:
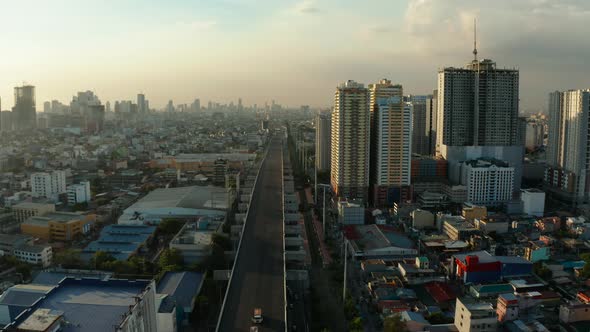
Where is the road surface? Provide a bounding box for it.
[218,138,285,332]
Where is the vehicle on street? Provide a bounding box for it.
[252,308,263,324]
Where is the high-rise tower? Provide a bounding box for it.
[369,80,412,206]
[545,89,590,203]
[330,80,370,201]
[315,113,331,172]
[13,85,36,130]
[436,23,523,196]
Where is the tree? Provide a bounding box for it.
[343,294,358,320]
[54,249,84,269]
[15,264,31,280]
[349,317,363,331]
[158,248,184,269]
[212,233,232,251]
[72,202,89,211]
[426,312,454,324]
[91,251,116,270]
[158,219,185,235]
[384,314,408,332]
[533,262,553,280]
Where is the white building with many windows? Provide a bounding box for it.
[369,83,413,206]
[31,170,66,199]
[545,89,590,203]
[454,297,498,332]
[457,159,514,206]
[13,244,52,267]
[331,80,370,201]
[67,181,91,204]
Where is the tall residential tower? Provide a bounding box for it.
[330,80,370,201]
[12,85,36,130]
[369,80,412,206]
[436,40,523,198]
[545,89,590,203]
[315,113,331,172]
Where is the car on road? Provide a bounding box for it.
[252,308,263,324]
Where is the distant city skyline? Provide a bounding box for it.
[1,0,589,111]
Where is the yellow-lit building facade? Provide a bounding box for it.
[21,212,95,242]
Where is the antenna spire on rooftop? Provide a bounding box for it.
[473,18,478,61]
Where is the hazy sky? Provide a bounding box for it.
[0,0,589,111]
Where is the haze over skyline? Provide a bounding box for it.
[1,0,588,111]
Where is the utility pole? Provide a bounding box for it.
[343,239,348,301]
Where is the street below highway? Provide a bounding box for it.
[218,138,285,332]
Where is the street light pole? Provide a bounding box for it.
[317,184,330,239]
[314,166,318,205]
[322,186,326,238]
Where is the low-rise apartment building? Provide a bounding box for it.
[12,202,55,222]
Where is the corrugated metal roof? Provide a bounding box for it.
[156,271,204,311]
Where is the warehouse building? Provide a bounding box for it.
[452,250,532,284]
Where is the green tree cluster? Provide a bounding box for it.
[158,219,185,236]
[383,314,408,332]
[53,249,84,269]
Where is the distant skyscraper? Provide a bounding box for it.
[51,100,65,114]
[315,113,331,172]
[425,92,438,156]
[238,98,243,112]
[86,105,105,133]
[369,80,412,206]
[0,111,11,132]
[166,100,175,113]
[331,80,370,202]
[106,101,111,113]
[408,95,433,156]
[71,91,100,115]
[137,94,146,113]
[545,89,590,203]
[191,99,201,112]
[43,101,51,113]
[524,121,544,150]
[12,85,36,130]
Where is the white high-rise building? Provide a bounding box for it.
[331,80,370,201]
[545,89,590,203]
[315,113,331,172]
[525,121,544,150]
[31,171,66,199]
[458,159,514,206]
[369,81,413,206]
[67,181,91,205]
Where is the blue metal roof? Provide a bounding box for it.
[81,224,157,262]
[9,278,152,332]
[33,271,113,286]
[0,290,45,307]
[156,271,204,311]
